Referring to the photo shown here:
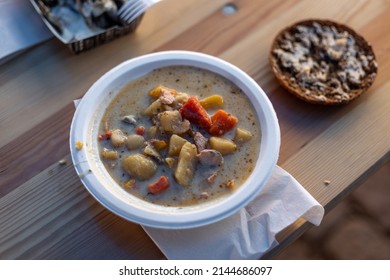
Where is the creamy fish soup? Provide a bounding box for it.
[98,66,261,206]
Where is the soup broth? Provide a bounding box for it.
[98,66,260,206]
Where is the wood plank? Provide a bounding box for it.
[262,75,390,259]
[1,0,389,260]
[0,0,229,197]
[262,150,390,259]
[217,0,389,162]
[0,0,229,147]
[0,0,335,197]
[0,1,386,195]
[0,103,74,198]
[262,8,390,254]
[0,154,163,259]
[2,76,388,259]
[282,82,390,205]
[279,5,390,203]
[156,0,298,55]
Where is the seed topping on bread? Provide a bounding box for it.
[270,20,378,105]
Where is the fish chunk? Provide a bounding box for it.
[197,149,224,166]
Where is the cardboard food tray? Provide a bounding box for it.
[29,1,144,54]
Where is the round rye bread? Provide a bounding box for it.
[270,19,378,105]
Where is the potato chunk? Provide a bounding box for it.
[147,126,158,139]
[143,144,163,162]
[174,142,198,186]
[101,148,118,160]
[143,99,162,116]
[110,129,126,147]
[165,157,176,168]
[209,137,237,155]
[122,154,157,180]
[199,95,224,109]
[168,134,189,156]
[125,134,145,150]
[158,110,190,134]
[234,128,253,144]
[174,92,189,104]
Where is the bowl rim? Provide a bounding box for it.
[70,50,280,229]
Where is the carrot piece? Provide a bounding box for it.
[209,109,238,136]
[147,176,170,195]
[179,96,211,129]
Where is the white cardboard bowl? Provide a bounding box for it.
[70,51,280,229]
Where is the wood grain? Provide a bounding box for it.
[0,0,228,196]
[0,154,164,259]
[0,103,74,197]
[0,0,389,259]
[0,0,229,147]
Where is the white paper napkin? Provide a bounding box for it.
[143,165,324,260]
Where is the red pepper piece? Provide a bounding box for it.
[209,109,238,136]
[179,96,211,129]
[105,130,112,139]
[98,130,112,141]
[135,126,145,136]
[147,176,170,195]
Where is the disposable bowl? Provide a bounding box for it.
[70,51,280,229]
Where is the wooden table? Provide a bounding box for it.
[1,0,389,259]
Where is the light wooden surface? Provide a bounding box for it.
[1,0,389,259]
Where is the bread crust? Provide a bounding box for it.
[270,19,378,105]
